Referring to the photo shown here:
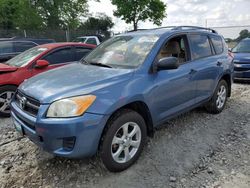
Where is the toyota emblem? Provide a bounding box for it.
[19,97,27,109]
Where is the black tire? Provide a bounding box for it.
[0,85,17,117]
[205,80,228,114]
[99,109,147,172]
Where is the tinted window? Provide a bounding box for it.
[75,47,91,61]
[86,38,97,45]
[232,40,250,53]
[43,48,74,65]
[14,42,37,52]
[0,42,13,54]
[189,35,212,59]
[210,35,223,54]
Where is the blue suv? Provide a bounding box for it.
[11,26,234,172]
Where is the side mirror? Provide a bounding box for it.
[35,60,49,69]
[157,57,179,71]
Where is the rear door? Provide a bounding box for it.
[31,46,75,76]
[187,34,224,103]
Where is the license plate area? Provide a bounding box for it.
[13,118,24,136]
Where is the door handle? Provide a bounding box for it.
[189,69,197,75]
[217,61,223,66]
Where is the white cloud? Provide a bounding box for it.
[88,0,250,38]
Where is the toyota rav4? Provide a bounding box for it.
[11,26,234,172]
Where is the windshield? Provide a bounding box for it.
[5,47,48,67]
[84,35,159,69]
[232,40,250,53]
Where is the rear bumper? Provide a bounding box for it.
[10,101,108,158]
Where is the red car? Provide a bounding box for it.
[0,42,96,116]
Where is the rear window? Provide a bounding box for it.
[189,34,212,60]
[14,42,37,52]
[0,42,13,54]
[86,38,97,45]
[210,35,223,54]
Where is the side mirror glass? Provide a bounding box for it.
[35,60,49,69]
[157,57,179,71]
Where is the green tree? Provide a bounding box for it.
[0,0,43,30]
[0,0,20,29]
[33,0,89,29]
[80,14,114,37]
[111,0,167,31]
[14,0,44,30]
[236,29,250,41]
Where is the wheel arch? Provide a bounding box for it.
[100,101,154,148]
[220,74,232,97]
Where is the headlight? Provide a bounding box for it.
[47,95,96,118]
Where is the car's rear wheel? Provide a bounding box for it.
[205,80,228,114]
[0,85,17,117]
[100,109,147,172]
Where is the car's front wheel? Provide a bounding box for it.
[100,109,147,172]
[0,85,17,117]
[205,80,228,114]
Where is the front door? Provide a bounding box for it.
[150,35,197,124]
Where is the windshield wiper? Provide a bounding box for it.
[88,61,113,68]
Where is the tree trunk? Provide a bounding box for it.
[133,21,138,31]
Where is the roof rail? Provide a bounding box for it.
[172,26,218,33]
[127,26,218,34]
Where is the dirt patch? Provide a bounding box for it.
[0,83,249,188]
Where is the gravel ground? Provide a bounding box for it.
[0,83,249,188]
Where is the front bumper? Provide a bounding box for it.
[234,63,250,80]
[10,101,108,158]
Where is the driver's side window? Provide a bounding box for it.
[157,35,189,64]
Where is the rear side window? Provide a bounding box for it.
[14,42,37,53]
[0,42,13,54]
[210,35,223,54]
[86,38,97,45]
[75,47,91,61]
[43,48,74,65]
[189,35,212,60]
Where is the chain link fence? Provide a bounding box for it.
[0,29,111,42]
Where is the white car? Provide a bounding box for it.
[75,36,101,45]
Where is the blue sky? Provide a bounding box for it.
[88,0,250,38]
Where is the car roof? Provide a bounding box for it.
[38,42,96,49]
[120,26,219,37]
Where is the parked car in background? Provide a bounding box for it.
[75,35,103,45]
[232,38,250,81]
[0,37,56,63]
[11,26,233,172]
[0,42,95,117]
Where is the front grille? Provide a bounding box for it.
[234,66,250,72]
[15,91,40,117]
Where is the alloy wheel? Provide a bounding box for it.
[111,122,142,163]
[216,85,227,109]
[0,91,15,114]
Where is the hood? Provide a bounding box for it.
[233,53,250,64]
[19,63,134,103]
[0,63,18,73]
